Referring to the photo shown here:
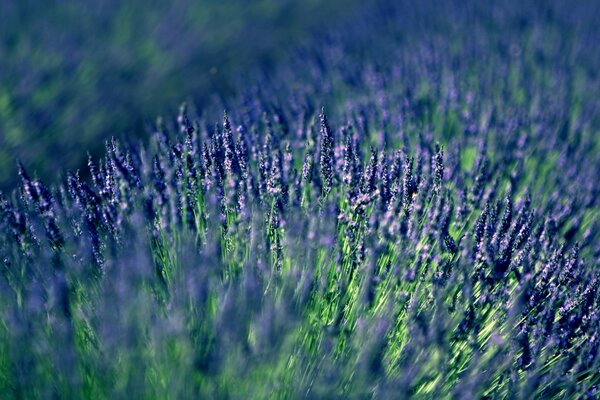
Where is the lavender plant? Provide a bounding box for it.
[0,0,599,399]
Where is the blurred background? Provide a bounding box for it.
[0,0,364,189]
[2,0,599,191]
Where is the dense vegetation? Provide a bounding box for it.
[0,0,599,398]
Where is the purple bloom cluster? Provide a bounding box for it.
[0,0,599,398]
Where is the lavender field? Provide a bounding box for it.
[0,0,599,398]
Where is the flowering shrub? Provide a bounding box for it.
[0,0,598,398]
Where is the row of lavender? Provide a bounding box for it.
[1,0,599,398]
[1,103,597,397]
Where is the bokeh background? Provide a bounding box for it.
[1,0,599,191]
[0,0,364,189]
